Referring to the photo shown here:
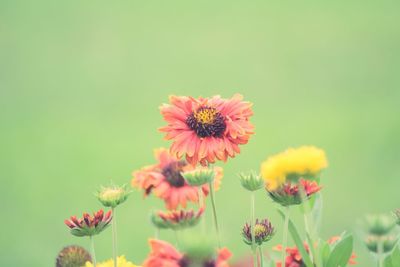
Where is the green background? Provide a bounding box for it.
[1,1,399,266]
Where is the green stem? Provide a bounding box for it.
[378,239,384,267]
[155,227,159,239]
[258,246,264,267]
[174,230,180,249]
[90,236,97,267]
[209,181,221,248]
[251,192,257,267]
[111,208,117,267]
[198,187,206,233]
[281,207,290,267]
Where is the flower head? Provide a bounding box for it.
[261,146,328,190]
[268,179,321,206]
[151,208,204,230]
[365,214,396,236]
[56,246,92,267]
[182,168,215,186]
[365,235,398,254]
[84,255,139,267]
[132,148,223,210]
[96,184,131,208]
[242,218,275,246]
[143,239,231,267]
[64,209,112,237]
[275,236,357,267]
[238,171,264,191]
[159,94,254,166]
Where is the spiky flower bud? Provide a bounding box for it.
[365,235,398,253]
[65,209,112,237]
[151,208,204,230]
[238,171,264,191]
[181,168,215,186]
[242,219,275,246]
[96,184,131,208]
[56,246,91,267]
[365,214,396,236]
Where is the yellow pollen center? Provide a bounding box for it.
[193,108,217,124]
[101,189,123,200]
[254,224,266,237]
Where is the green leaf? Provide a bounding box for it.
[384,254,394,267]
[326,234,354,267]
[388,245,400,266]
[311,193,323,234]
[320,241,331,266]
[278,209,314,267]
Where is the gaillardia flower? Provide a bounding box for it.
[151,208,204,230]
[132,148,223,210]
[65,209,112,237]
[143,239,231,267]
[159,94,254,166]
[261,146,328,190]
[84,255,139,267]
[275,236,357,267]
[96,184,131,208]
[56,246,92,267]
[268,179,321,206]
[242,218,275,246]
[181,168,215,186]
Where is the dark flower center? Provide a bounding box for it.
[178,256,216,267]
[162,161,186,187]
[186,106,226,138]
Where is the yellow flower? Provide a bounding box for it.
[84,256,140,267]
[261,146,328,190]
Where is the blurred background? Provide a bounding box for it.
[1,1,400,266]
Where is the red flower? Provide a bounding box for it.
[143,239,232,267]
[64,209,112,237]
[159,94,254,166]
[132,148,223,210]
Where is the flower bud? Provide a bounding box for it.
[96,184,131,208]
[56,246,91,267]
[181,168,215,186]
[238,171,264,191]
[365,235,398,253]
[242,218,275,246]
[365,214,396,236]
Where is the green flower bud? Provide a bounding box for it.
[242,218,275,246]
[182,168,215,186]
[365,235,398,253]
[365,214,396,236]
[96,184,131,208]
[238,171,264,191]
[56,246,91,267]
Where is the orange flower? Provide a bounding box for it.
[132,148,223,210]
[159,94,254,166]
[143,239,231,267]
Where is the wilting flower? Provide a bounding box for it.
[242,218,275,246]
[268,179,321,206]
[365,235,398,254]
[56,246,92,267]
[151,208,204,230]
[261,146,328,190]
[365,214,396,236]
[84,256,139,267]
[143,239,231,267]
[132,148,223,210]
[96,184,131,208]
[238,171,264,191]
[64,209,112,237]
[182,168,215,186]
[159,94,254,166]
[275,236,357,267]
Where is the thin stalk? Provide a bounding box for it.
[377,239,384,267]
[155,227,159,239]
[174,230,180,249]
[251,192,257,267]
[111,208,117,267]
[198,187,206,233]
[258,246,264,267]
[209,181,221,248]
[303,213,314,262]
[281,207,290,267]
[90,236,97,267]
